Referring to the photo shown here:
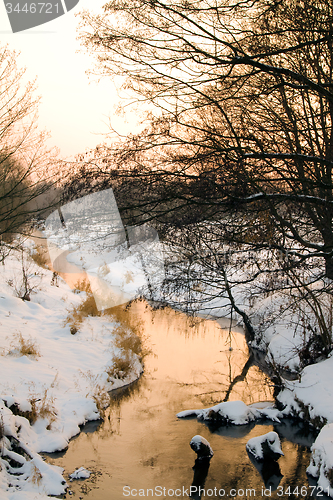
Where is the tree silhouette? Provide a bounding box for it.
[0,45,59,243]
[73,0,333,355]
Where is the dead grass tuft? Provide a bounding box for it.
[8,332,41,358]
[8,388,57,426]
[30,463,43,485]
[106,352,133,381]
[80,370,111,418]
[73,278,92,294]
[32,389,57,424]
[106,304,148,381]
[106,304,142,332]
[113,325,143,357]
[64,288,99,333]
[30,245,50,269]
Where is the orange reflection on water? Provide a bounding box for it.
[129,302,273,407]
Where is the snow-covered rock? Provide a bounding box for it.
[277,357,333,428]
[190,435,213,459]
[307,423,333,496]
[178,400,259,425]
[178,400,283,425]
[246,431,284,461]
[0,411,67,499]
[69,467,91,480]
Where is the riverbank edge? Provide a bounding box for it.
[0,247,144,499]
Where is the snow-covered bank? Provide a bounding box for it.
[177,400,283,425]
[0,245,143,498]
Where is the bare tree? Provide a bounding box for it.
[0,45,60,243]
[77,0,333,277]
[72,1,333,360]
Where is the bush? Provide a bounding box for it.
[6,247,43,301]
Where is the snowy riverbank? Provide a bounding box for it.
[0,244,143,498]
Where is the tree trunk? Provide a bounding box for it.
[325,255,333,280]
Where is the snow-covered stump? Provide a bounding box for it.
[246,431,284,461]
[190,435,214,460]
[307,423,333,497]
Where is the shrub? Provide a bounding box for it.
[6,248,43,301]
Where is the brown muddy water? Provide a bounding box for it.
[44,303,319,500]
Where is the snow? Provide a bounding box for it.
[307,424,333,496]
[0,240,144,498]
[69,467,91,480]
[246,431,284,461]
[45,189,165,310]
[177,400,283,425]
[276,357,333,427]
[190,435,214,458]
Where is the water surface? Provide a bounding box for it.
[46,303,317,500]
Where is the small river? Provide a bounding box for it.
[46,302,318,500]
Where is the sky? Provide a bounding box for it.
[0,1,139,158]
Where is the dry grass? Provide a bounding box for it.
[30,245,50,269]
[73,278,92,294]
[106,352,133,381]
[105,304,148,381]
[31,389,57,425]
[30,463,43,485]
[8,332,40,358]
[65,284,143,339]
[8,388,57,426]
[113,325,142,356]
[64,282,100,333]
[92,389,111,418]
[80,370,111,418]
[65,292,146,383]
[107,304,142,332]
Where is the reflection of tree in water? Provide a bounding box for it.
[187,350,273,408]
[97,376,147,438]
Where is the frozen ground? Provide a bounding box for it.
[0,241,143,498]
